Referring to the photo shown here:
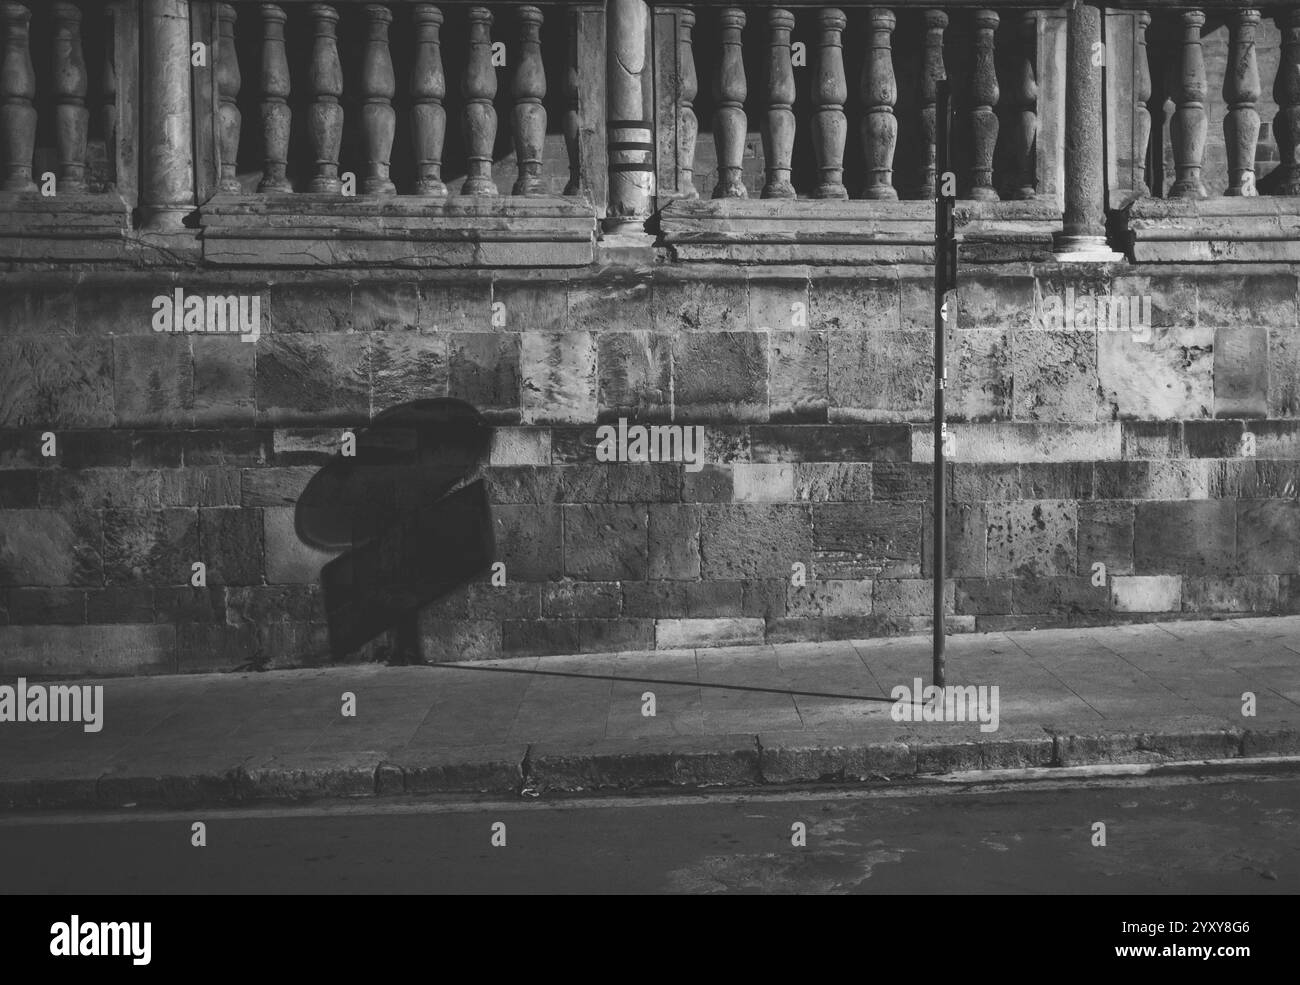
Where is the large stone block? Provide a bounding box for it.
[491,279,567,333]
[420,280,493,333]
[268,280,352,333]
[921,502,988,577]
[812,502,921,575]
[1213,325,1268,418]
[874,578,955,617]
[0,471,38,508]
[1182,574,1279,613]
[606,464,680,503]
[947,328,1012,422]
[103,508,199,585]
[648,504,701,580]
[1012,330,1101,422]
[0,623,176,676]
[352,280,419,333]
[1077,500,1134,576]
[597,332,671,422]
[1094,460,1214,500]
[655,617,764,648]
[0,338,114,428]
[1098,326,1214,420]
[1108,272,1197,327]
[255,334,370,426]
[732,463,795,502]
[113,335,194,427]
[489,428,550,467]
[652,278,746,333]
[572,278,652,333]
[192,337,255,426]
[749,278,813,333]
[786,579,873,617]
[752,424,909,463]
[769,330,828,423]
[1268,320,1300,417]
[912,422,1121,463]
[1133,501,1235,574]
[446,333,521,422]
[520,332,598,425]
[563,504,648,580]
[542,581,622,618]
[1110,575,1181,613]
[1196,271,1297,327]
[1014,576,1110,615]
[262,506,341,584]
[700,504,813,579]
[0,509,102,587]
[492,504,563,580]
[38,470,162,510]
[986,501,1077,577]
[199,507,264,585]
[8,587,85,624]
[810,277,900,332]
[85,585,154,624]
[828,331,931,422]
[792,463,872,502]
[1237,500,1300,573]
[951,463,1018,501]
[578,618,655,653]
[623,581,688,618]
[672,331,768,421]
[371,333,448,409]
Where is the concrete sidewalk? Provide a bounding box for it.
[4,616,1300,810]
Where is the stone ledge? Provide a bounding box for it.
[0,192,133,262]
[1123,196,1300,262]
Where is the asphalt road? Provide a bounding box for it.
[1,769,1296,894]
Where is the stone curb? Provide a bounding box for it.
[4,725,1299,810]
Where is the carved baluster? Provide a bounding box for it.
[919,9,947,200]
[1225,9,1261,196]
[1170,9,1207,198]
[411,4,447,197]
[512,6,546,195]
[215,2,241,193]
[1275,10,1300,195]
[762,8,795,198]
[1,1,36,192]
[969,9,1000,201]
[677,9,698,199]
[1006,11,1037,200]
[101,4,117,185]
[258,3,291,192]
[563,6,579,195]
[1134,11,1151,197]
[712,8,747,198]
[51,2,89,193]
[462,6,498,195]
[361,4,395,195]
[307,3,343,193]
[860,8,897,200]
[811,8,847,200]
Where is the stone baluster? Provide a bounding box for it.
[462,6,498,195]
[140,0,195,231]
[1134,11,1151,197]
[512,6,547,196]
[969,9,1000,201]
[712,8,747,199]
[258,3,291,193]
[51,2,89,193]
[101,4,117,185]
[762,8,796,199]
[605,0,651,226]
[860,8,897,200]
[307,3,343,194]
[361,4,396,195]
[919,9,947,200]
[811,8,847,200]
[411,4,447,197]
[215,2,241,193]
[1006,11,1037,200]
[1170,9,1207,199]
[1,1,36,192]
[1224,8,1261,196]
[563,7,579,195]
[677,9,698,199]
[1274,10,1300,195]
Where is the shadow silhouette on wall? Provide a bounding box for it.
[294,398,495,662]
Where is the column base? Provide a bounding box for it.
[1052,232,1124,262]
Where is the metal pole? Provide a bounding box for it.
[933,81,954,690]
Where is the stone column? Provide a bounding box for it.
[140,0,196,232]
[605,0,653,231]
[1053,1,1121,260]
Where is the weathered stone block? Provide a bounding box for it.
[607,464,680,503]
[489,428,550,467]
[269,281,352,333]
[420,281,493,333]
[1268,321,1300,416]
[1094,460,1214,500]
[520,332,597,425]
[1214,325,1268,418]
[769,330,828,423]
[749,278,813,333]
[0,623,176,676]
[957,275,1036,330]
[986,501,1077,577]
[154,585,227,624]
[0,338,114,428]
[39,470,162,510]
[225,584,320,624]
[921,502,988,577]
[192,338,255,426]
[85,586,154,624]
[1184,420,1246,458]
[1013,330,1101,422]
[685,580,744,617]
[743,578,788,619]
[1018,462,1092,500]
[491,280,567,332]
[1108,272,1197,327]
[177,623,254,672]
[371,333,448,409]
[1121,421,1185,459]
[951,463,1017,501]
[1110,575,1181,612]
[786,579,873,617]
[672,331,768,421]
[1237,500,1300,573]
[104,508,199,585]
[199,507,264,585]
[623,581,688,618]
[810,277,900,332]
[947,328,1012,422]
[828,330,931,422]
[418,618,502,662]
[8,587,84,624]
[1133,501,1235,574]
[1196,271,1297,327]
[812,503,921,573]
[655,617,764,648]
[352,280,419,332]
[1182,574,1279,613]
[262,506,340,584]
[0,471,39,508]
[1098,326,1214,420]
[572,278,651,333]
[792,463,872,502]
[543,581,622,618]
[700,504,813,579]
[1014,576,1110,614]
[446,333,521,421]
[597,332,671,422]
[913,423,1121,463]
[652,278,745,332]
[255,334,370,426]
[752,424,909,463]
[732,463,795,502]
[563,504,648,580]
[502,618,580,655]
[682,465,733,502]
[112,336,194,427]
[1077,500,1134,575]
[648,504,700,580]
[492,504,563,580]
[578,618,655,653]
[873,462,935,501]
[874,578,954,617]
[954,577,1012,614]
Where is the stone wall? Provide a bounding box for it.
[1,261,1298,676]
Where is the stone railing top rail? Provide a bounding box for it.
[646,1,1300,9]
